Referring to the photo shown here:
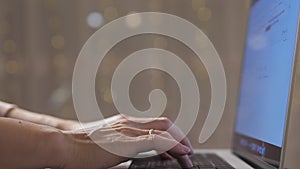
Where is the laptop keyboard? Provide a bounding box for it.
[129,153,235,169]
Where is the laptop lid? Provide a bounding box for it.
[232,0,300,168]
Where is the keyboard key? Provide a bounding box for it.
[129,153,235,169]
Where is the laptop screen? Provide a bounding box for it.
[233,0,300,166]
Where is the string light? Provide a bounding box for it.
[104,7,118,21]
[102,87,113,103]
[192,0,206,10]
[51,34,65,49]
[197,7,212,21]
[5,60,19,74]
[97,78,113,103]
[87,12,104,28]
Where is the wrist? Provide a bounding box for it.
[56,119,80,130]
[40,129,73,168]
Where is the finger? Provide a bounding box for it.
[104,134,190,157]
[160,152,173,159]
[124,117,193,154]
[135,134,191,156]
[176,155,193,168]
[121,132,193,168]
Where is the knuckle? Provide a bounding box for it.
[120,119,129,125]
[161,131,172,139]
[159,117,172,128]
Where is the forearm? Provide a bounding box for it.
[6,107,68,129]
[0,100,78,130]
[0,118,67,169]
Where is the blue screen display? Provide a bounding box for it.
[235,0,299,147]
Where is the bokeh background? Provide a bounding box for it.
[2,0,297,150]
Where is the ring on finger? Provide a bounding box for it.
[148,129,155,135]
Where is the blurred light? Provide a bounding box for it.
[192,0,206,10]
[197,7,212,21]
[148,1,163,10]
[51,35,65,49]
[2,40,16,54]
[102,88,113,103]
[48,82,71,110]
[51,88,69,103]
[0,21,10,35]
[87,12,104,29]
[97,78,113,103]
[104,7,118,21]
[53,54,67,68]
[153,37,168,49]
[5,60,19,74]
[125,12,142,29]
[48,16,62,30]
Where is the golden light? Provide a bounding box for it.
[192,0,206,10]
[197,7,212,21]
[2,40,16,54]
[0,21,10,35]
[102,88,113,103]
[104,7,118,21]
[5,60,19,74]
[51,35,65,49]
[97,78,113,103]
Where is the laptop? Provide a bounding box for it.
[127,0,300,168]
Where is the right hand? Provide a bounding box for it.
[61,115,193,169]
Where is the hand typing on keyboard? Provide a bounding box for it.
[62,114,194,169]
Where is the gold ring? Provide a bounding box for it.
[148,129,155,135]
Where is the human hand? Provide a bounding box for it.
[110,115,193,154]
[62,115,193,169]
